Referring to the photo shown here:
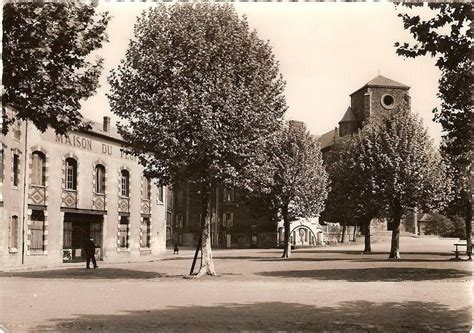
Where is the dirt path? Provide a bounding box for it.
[0,236,471,332]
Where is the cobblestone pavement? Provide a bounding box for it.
[0,236,472,332]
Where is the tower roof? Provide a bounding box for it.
[350,75,409,96]
[338,106,357,123]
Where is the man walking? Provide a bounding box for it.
[85,238,98,269]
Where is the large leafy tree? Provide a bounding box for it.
[108,3,287,276]
[247,121,328,258]
[322,136,385,253]
[395,3,472,256]
[357,107,451,258]
[2,2,110,134]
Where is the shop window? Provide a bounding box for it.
[118,216,129,248]
[65,158,77,190]
[13,153,20,187]
[120,170,130,197]
[9,215,19,251]
[31,151,46,186]
[95,164,106,194]
[223,212,233,227]
[140,217,151,248]
[142,177,151,200]
[63,222,72,249]
[90,222,102,248]
[30,210,45,251]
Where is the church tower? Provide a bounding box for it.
[349,75,411,126]
[319,75,411,151]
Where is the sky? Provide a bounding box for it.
[81,2,443,144]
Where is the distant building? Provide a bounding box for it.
[171,120,328,249]
[1,113,167,270]
[170,182,277,248]
[318,75,414,233]
[319,75,411,153]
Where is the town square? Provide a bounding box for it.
[1,236,472,331]
[1,1,472,332]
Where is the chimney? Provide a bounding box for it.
[103,116,110,133]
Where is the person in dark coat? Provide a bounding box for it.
[173,243,179,255]
[85,238,98,269]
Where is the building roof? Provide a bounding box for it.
[318,127,338,150]
[338,106,357,123]
[350,75,409,96]
[79,118,124,143]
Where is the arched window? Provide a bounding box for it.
[95,164,106,194]
[65,158,77,190]
[120,170,130,197]
[31,151,46,186]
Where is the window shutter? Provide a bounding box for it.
[222,213,226,227]
[229,213,233,227]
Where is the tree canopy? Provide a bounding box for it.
[395,2,472,252]
[108,3,287,275]
[246,121,329,258]
[355,107,451,258]
[2,2,110,134]
[322,135,385,252]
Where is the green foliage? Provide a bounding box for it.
[246,121,329,221]
[423,213,466,239]
[2,2,110,134]
[395,4,471,70]
[356,107,452,218]
[108,3,287,190]
[352,107,452,257]
[321,135,384,226]
[395,3,472,242]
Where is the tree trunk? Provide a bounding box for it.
[281,207,291,258]
[389,206,402,259]
[413,207,418,235]
[193,182,216,277]
[352,225,357,242]
[463,189,472,260]
[340,221,347,243]
[363,219,371,254]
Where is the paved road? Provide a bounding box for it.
[0,236,472,332]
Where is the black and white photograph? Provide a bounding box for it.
[0,1,472,331]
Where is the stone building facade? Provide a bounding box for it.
[1,114,167,270]
[319,75,411,153]
[171,182,277,248]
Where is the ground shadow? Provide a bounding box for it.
[353,258,464,263]
[257,267,471,282]
[254,257,351,262]
[299,250,454,256]
[28,300,470,332]
[0,268,164,280]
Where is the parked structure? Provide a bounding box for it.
[1,112,167,270]
[277,218,325,247]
